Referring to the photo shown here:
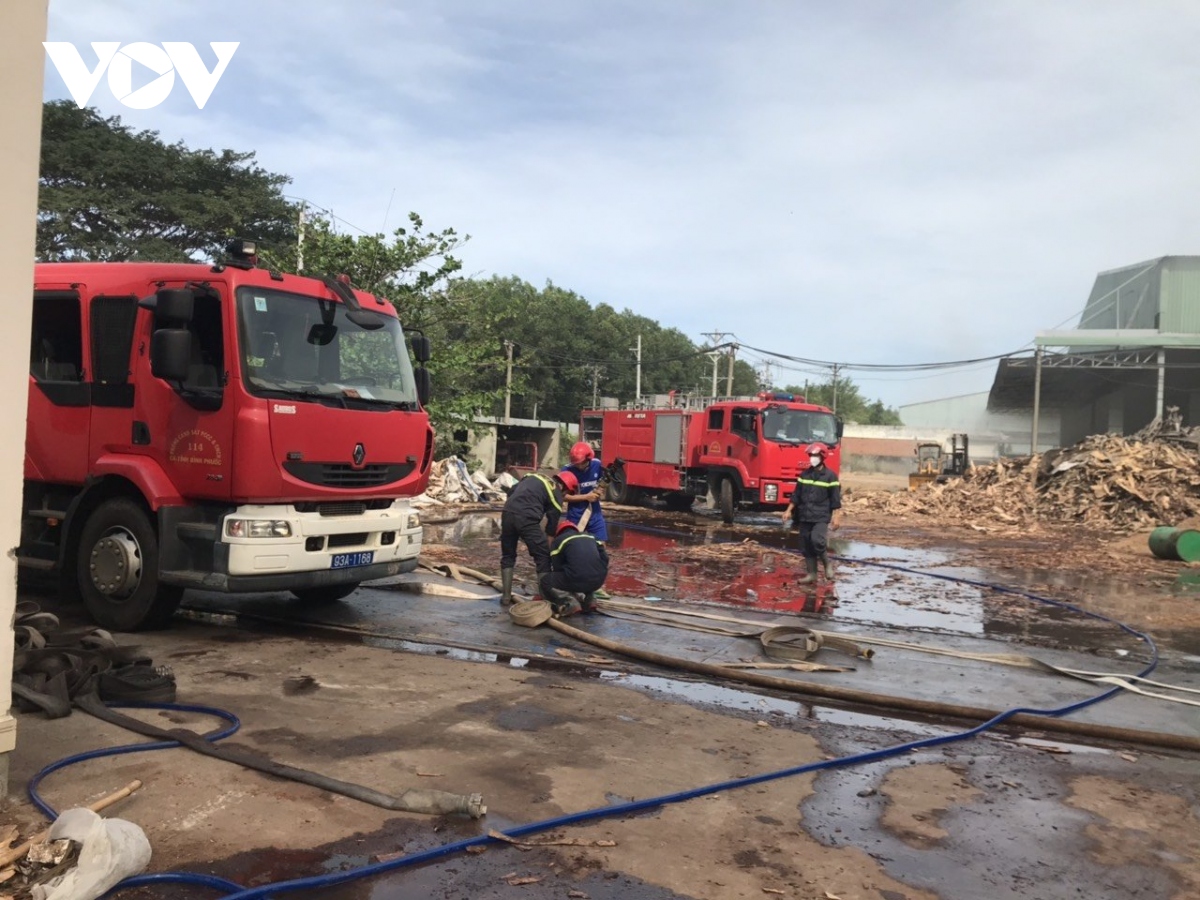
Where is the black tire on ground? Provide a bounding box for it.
[607,468,633,504]
[76,496,184,631]
[718,477,736,524]
[663,492,695,511]
[291,584,360,604]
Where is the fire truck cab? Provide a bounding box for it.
[581,392,842,523]
[22,242,434,630]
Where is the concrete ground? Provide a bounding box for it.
[3,505,1199,899]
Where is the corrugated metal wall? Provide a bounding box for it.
[1160,258,1200,333]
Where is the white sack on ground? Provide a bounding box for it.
[32,807,151,900]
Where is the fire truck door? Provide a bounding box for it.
[28,289,90,484]
[135,282,234,500]
[727,406,760,465]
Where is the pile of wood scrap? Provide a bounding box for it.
[847,434,1200,532]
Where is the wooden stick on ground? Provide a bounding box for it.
[0,780,142,868]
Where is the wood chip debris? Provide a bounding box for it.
[504,874,543,886]
[847,433,1200,533]
[489,829,616,849]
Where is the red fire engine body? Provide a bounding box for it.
[22,246,434,630]
[581,393,842,523]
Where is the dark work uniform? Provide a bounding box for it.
[540,529,610,599]
[500,474,563,576]
[789,463,842,559]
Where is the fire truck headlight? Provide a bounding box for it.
[407,512,421,530]
[226,519,292,538]
[764,484,779,502]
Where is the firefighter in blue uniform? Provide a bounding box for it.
[540,520,610,616]
[499,470,578,605]
[561,442,608,541]
[781,442,843,583]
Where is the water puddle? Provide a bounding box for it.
[423,511,1172,652]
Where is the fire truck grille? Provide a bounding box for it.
[293,500,394,515]
[327,532,369,548]
[284,461,414,489]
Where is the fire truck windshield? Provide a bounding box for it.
[761,408,839,446]
[236,287,420,408]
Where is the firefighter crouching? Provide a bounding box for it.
[781,442,843,583]
[499,470,579,605]
[540,521,610,617]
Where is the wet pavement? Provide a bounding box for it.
[145,506,1200,899]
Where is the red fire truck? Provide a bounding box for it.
[580,392,842,523]
[21,241,434,630]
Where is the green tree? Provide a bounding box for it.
[783,377,901,425]
[37,101,295,261]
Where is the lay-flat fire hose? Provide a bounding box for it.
[73,693,486,818]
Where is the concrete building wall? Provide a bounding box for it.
[0,0,49,796]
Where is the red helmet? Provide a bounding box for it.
[569,442,595,465]
[555,470,579,493]
[556,520,578,535]
[807,442,829,459]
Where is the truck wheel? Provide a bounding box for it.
[718,478,736,524]
[607,468,633,504]
[292,584,360,604]
[77,497,183,631]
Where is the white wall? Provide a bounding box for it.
[0,0,49,796]
[899,391,1062,454]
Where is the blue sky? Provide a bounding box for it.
[39,1,1200,408]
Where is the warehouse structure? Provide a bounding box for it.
[902,256,1200,453]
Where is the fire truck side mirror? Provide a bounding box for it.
[414,366,431,406]
[150,329,192,382]
[836,418,845,439]
[411,333,431,364]
[153,288,194,327]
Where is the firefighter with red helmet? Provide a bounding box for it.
[540,520,610,616]
[781,442,843,583]
[561,441,609,542]
[498,470,577,605]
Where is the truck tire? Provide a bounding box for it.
[607,468,640,505]
[718,477,736,524]
[76,497,183,631]
[291,584,360,604]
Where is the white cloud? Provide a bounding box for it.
[42,0,1200,406]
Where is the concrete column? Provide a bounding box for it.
[0,1,49,796]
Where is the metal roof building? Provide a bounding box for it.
[987,256,1200,448]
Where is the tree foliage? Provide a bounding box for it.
[34,104,901,443]
[37,101,295,261]
[782,378,902,425]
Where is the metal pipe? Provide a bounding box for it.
[1156,348,1166,422]
[1031,346,1043,454]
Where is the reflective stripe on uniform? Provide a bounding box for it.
[551,532,597,556]
[798,478,840,488]
[528,473,563,512]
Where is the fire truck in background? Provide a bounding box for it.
[22,240,434,630]
[580,392,843,523]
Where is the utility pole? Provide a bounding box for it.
[831,363,840,413]
[504,340,514,424]
[296,202,307,273]
[632,334,642,406]
[590,365,604,407]
[701,331,731,399]
[725,343,737,396]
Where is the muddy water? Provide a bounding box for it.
[425,510,1198,654]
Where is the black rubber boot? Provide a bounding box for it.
[500,568,514,605]
[821,554,835,581]
[797,558,819,585]
[546,587,581,616]
[581,592,598,613]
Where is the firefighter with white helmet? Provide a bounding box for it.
[781,442,843,583]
